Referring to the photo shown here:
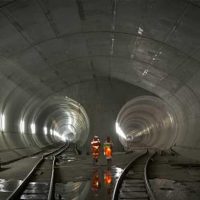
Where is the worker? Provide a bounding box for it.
[103,136,113,164]
[91,136,101,163]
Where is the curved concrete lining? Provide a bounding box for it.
[0,0,199,161]
[116,96,178,150]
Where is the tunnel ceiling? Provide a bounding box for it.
[0,0,199,97]
[0,0,200,158]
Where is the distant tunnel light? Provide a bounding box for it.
[20,119,25,133]
[0,113,5,132]
[115,122,126,139]
[50,129,66,142]
[54,130,66,142]
[138,27,143,35]
[31,123,36,134]
[43,126,48,135]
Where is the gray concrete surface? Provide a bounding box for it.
[0,0,199,161]
[0,154,42,199]
[0,6,199,200]
[0,151,199,199]
[149,154,200,200]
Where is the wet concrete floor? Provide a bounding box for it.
[53,151,139,200]
[54,165,124,200]
[0,151,139,200]
[0,151,199,200]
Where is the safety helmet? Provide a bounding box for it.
[94,136,99,140]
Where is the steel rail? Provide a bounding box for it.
[112,151,147,200]
[112,150,155,200]
[47,144,70,200]
[48,156,56,200]
[144,152,156,200]
[7,143,67,200]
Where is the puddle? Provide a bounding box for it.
[0,166,124,199]
[0,179,22,192]
[54,166,123,200]
[56,156,77,165]
[112,166,123,179]
[21,182,49,200]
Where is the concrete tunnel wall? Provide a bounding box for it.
[62,78,155,152]
[0,0,199,161]
[0,76,155,161]
[0,73,91,162]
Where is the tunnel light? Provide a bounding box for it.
[30,123,36,134]
[43,126,48,135]
[142,69,148,76]
[114,167,123,178]
[51,130,66,142]
[20,120,25,133]
[53,129,57,136]
[138,27,143,35]
[0,113,5,132]
[115,122,126,139]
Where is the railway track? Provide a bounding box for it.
[7,143,70,200]
[112,150,156,200]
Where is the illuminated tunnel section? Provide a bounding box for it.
[0,84,89,162]
[23,96,90,148]
[116,96,178,150]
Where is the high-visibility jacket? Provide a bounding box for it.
[103,141,113,159]
[91,139,101,159]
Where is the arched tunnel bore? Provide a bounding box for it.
[116,96,178,150]
[0,0,199,163]
[27,96,90,148]
[0,1,200,199]
[0,91,90,160]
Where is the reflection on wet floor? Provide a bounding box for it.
[0,179,50,199]
[91,169,101,192]
[0,163,124,199]
[104,169,112,195]
[55,181,90,200]
[20,182,49,200]
[56,155,77,165]
[54,165,123,200]
[0,178,22,192]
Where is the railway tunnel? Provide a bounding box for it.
[0,0,199,199]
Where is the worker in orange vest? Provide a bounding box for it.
[91,136,101,163]
[103,136,113,164]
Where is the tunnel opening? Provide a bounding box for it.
[116,96,178,151]
[0,94,90,163]
[33,96,90,148]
